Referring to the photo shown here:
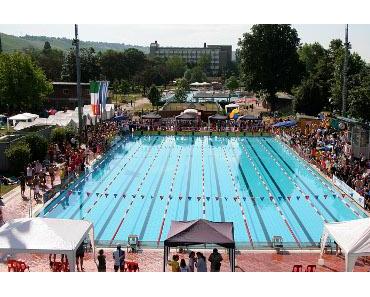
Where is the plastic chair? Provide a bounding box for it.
[305,265,316,272]
[7,259,19,272]
[292,265,303,272]
[17,261,30,272]
[125,261,139,272]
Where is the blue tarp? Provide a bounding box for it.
[272,120,297,128]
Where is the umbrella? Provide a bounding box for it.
[272,120,297,128]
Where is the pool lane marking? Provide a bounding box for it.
[109,138,168,244]
[201,138,206,219]
[44,136,136,216]
[157,147,184,245]
[96,137,159,240]
[209,139,225,222]
[183,137,195,221]
[220,146,254,248]
[228,142,271,244]
[239,140,302,247]
[274,138,363,218]
[70,141,144,220]
[244,138,315,245]
[139,143,173,240]
[261,139,339,222]
[255,139,329,223]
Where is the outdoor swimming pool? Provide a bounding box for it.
[38,135,367,248]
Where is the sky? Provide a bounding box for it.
[1,24,370,61]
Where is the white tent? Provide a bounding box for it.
[320,218,370,272]
[0,218,95,272]
[7,113,39,129]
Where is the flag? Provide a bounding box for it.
[90,81,100,115]
[99,81,109,110]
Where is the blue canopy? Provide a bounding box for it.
[113,115,128,122]
[272,120,297,128]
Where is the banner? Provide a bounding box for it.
[333,175,365,208]
[90,81,109,115]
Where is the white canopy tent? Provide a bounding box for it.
[0,218,95,272]
[320,218,370,272]
[7,113,39,129]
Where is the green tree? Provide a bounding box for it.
[51,127,66,145]
[165,56,186,81]
[24,133,48,161]
[0,52,53,113]
[198,53,212,74]
[147,84,161,106]
[99,50,128,82]
[27,47,64,81]
[226,76,239,93]
[238,24,303,111]
[183,69,192,81]
[190,66,207,83]
[119,80,131,95]
[347,66,370,121]
[174,78,189,102]
[123,48,146,80]
[61,47,101,82]
[43,41,51,51]
[5,142,31,174]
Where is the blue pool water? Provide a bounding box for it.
[38,136,367,248]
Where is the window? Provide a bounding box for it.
[62,89,70,96]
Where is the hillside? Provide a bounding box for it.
[0,33,150,53]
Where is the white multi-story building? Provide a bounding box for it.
[149,41,232,76]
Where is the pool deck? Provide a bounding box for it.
[1,249,369,272]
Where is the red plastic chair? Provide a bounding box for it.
[17,261,30,272]
[52,261,63,272]
[305,265,316,272]
[7,259,19,272]
[125,261,139,272]
[292,265,303,272]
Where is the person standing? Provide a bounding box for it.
[97,249,106,272]
[188,251,196,272]
[179,259,189,272]
[167,254,180,272]
[20,173,26,198]
[208,248,223,272]
[196,252,207,272]
[113,244,125,272]
[76,242,85,272]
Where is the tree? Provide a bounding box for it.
[190,66,207,83]
[347,66,370,121]
[165,55,186,81]
[24,134,48,161]
[119,80,131,95]
[174,78,189,102]
[61,47,101,82]
[99,50,128,82]
[0,52,53,113]
[198,53,211,74]
[51,127,67,145]
[147,85,161,106]
[293,77,327,116]
[27,47,64,81]
[123,48,146,80]
[238,24,303,111]
[183,69,192,81]
[43,41,51,51]
[226,76,239,93]
[5,142,31,174]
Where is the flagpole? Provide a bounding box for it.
[74,24,83,142]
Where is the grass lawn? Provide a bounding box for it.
[111,93,143,105]
[0,184,18,196]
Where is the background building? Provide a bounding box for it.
[149,41,232,76]
[47,82,91,109]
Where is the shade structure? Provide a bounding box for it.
[142,113,162,120]
[209,114,228,121]
[238,115,260,121]
[175,113,197,120]
[272,120,297,128]
[320,218,370,272]
[0,218,95,272]
[163,219,236,272]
